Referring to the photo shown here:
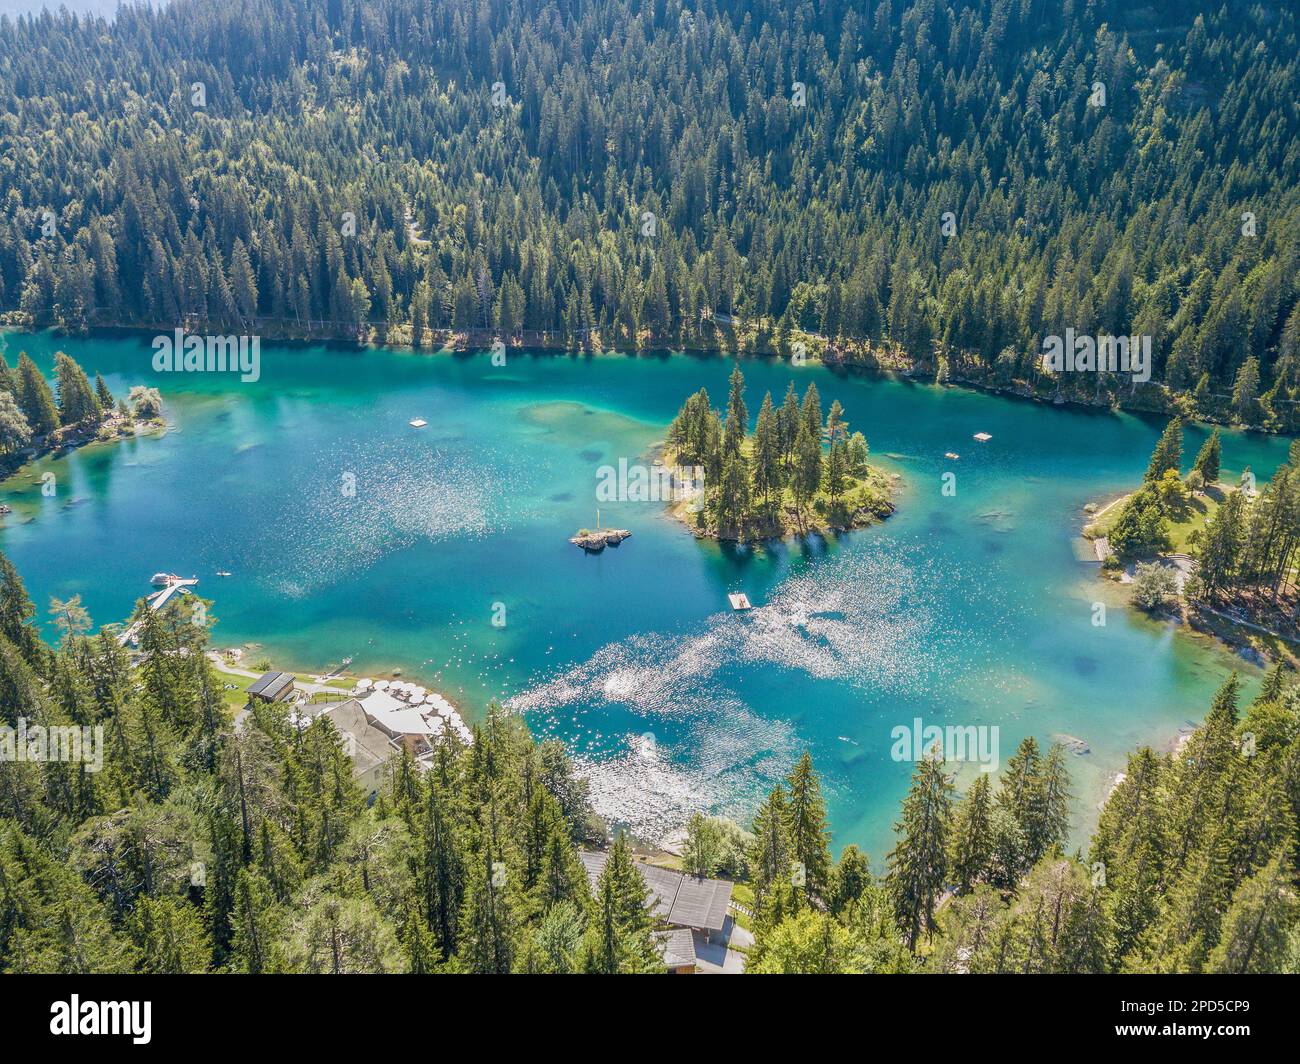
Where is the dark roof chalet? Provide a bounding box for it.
[246,671,294,701]
[579,850,732,932]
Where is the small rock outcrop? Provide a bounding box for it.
[569,528,632,552]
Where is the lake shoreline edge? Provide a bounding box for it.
[6,321,1287,438]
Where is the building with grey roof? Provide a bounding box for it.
[246,670,295,703]
[579,849,733,937]
[320,698,400,796]
[654,928,698,973]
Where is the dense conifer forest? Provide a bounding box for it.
[2,548,1297,972]
[0,0,1296,423]
[2,0,1300,980]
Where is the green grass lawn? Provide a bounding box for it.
[218,683,250,715]
[729,882,755,931]
[1086,483,1227,554]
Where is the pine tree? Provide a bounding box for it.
[1143,418,1183,483]
[723,363,747,455]
[203,812,241,964]
[996,735,1044,868]
[528,899,583,973]
[397,894,440,974]
[800,381,823,439]
[1231,357,1261,423]
[1206,847,1298,973]
[93,373,114,411]
[825,438,847,503]
[579,833,660,974]
[131,895,210,973]
[229,238,259,323]
[1127,830,1231,973]
[53,352,100,426]
[749,784,795,932]
[1168,674,1242,870]
[778,381,801,465]
[458,804,518,974]
[1190,491,1246,603]
[1038,743,1073,860]
[751,391,782,519]
[1192,428,1221,485]
[791,419,822,530]
[716,450,750,539]
[14,353,58,437]
[1255,661,1288,705]
[421,759,465,959]
[831,845,871,914]
[948,774,994,894]
[786,752,832,902]
[886,754,953,949]
[0,552,44,671]
[256,820,304,905]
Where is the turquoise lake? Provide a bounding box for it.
[3,330,1290,860]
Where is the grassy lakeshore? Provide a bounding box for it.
[1084,482,1228,556]
[1083,478,1300,664]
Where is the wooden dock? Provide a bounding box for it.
[117,577,199,646]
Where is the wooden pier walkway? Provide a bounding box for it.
[116,578,199,645]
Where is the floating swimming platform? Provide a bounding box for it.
[728,593,753,611]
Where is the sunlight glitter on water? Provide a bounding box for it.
[255,439,522,596]
[512,546,964,841]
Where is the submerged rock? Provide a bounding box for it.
[1055,733,1092,756]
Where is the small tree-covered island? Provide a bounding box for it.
[663,365,897,541]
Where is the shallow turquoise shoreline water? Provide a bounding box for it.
[2,330,1284,858]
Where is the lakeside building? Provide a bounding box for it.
[654,929,698,975]
[578,849,735,973]
[246,670,296,704]
[320,699,402,796]
[318,688,474,798]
